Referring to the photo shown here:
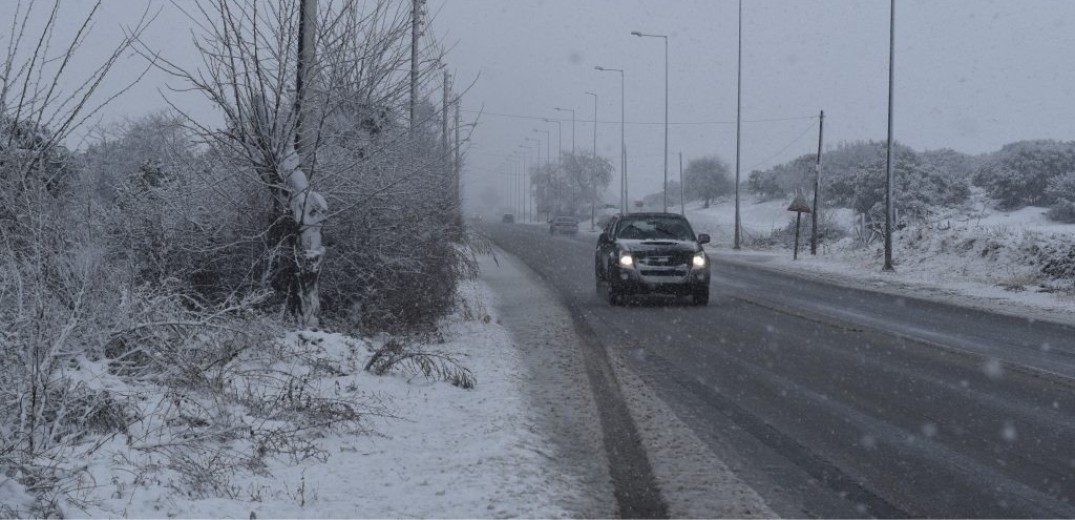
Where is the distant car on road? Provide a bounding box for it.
[595,212,711,305]
[501,213,515,224]
[549,215,579,235]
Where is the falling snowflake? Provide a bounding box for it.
[1001,421,1017,442]
[860,434,877,449]
[983,359,1004,379]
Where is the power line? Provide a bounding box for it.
[460,108,818,127]
[744,119,819,172]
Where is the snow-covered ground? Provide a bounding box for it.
[38,257,593,519]
[22,190,1066,518]
[678,192,1075,325]
[17,246,776,519]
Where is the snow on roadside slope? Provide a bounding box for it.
[70,276,583,518]
[685,193,1075,323]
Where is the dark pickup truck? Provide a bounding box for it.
[594,212,711,305]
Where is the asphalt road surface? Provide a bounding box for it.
[486,222,1075,519]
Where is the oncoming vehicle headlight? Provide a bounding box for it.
[692,251,707,268]
[618,252,634,268]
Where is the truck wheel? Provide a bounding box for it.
[607,283,623,306]
[691,286,709,306]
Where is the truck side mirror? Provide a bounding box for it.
[598,232,609,244]
[697,233,710,245]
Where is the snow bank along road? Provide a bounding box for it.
[485,222,1075,518]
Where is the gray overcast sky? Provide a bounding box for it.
[428,0,1075,202]
[5,1,1075,203]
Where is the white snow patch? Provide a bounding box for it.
[691,192,1075,325]
[0,477,35,517]
[66,274,585,518]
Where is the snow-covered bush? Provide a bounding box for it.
[748,141,973,220]
[973,140,1075,210]
[747,154,814,201]
[311,100,476,334]
[1045,172,1075,223]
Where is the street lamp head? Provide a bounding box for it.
[594,65,605,71]
[630,30,642,37]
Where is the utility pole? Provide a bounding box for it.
[409,0,421,133]
[293,0,321,327]
[454,99,462,230]
[295,0,316,164]
[733,0,743,250]
[811,110,824,255]
[442,71,450,167]
[884,0,896,271]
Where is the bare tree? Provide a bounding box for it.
[143,0,450,329]
[143,0,331,327]
[1,2,151,514]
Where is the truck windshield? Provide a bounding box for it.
[615,217,694,241]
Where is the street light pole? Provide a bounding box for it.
[734,0,743,249]
[595,65,626,215]
[533,129,551,164]
[525,137,541,222]
[554,107,576,156]
[544,118,563,216]
[544,119,563,168]
[883,0,896,272]
[585,91,598,228]
[533,128,551,220]
[518,143,531,221]
[631,30,669,213]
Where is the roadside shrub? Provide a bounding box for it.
[1045,172,1075,223]
[973,140,1075,209]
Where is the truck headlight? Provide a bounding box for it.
[618,253,634,268]
[692,251,707,268]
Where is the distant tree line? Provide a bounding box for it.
[745,139,1075,224]
[529,150,613,219]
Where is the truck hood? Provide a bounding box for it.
[615,239,700,253]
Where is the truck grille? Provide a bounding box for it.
[635,250,691,277]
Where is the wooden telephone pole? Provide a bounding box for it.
[811,110,824,255]
[409,0,422,132]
